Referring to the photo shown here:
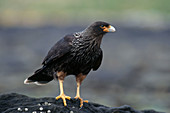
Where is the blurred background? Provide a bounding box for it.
[0,0,170,112]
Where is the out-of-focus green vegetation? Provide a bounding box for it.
[0,0,170,26]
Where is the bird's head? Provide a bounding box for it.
[85,21,116,36]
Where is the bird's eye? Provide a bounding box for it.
[100,25,104,27]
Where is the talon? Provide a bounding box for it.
[74,96,79,99]
[74,96,88,107]
[56,94,71,106]
[56,95,62,100]
[83,100,88,103]
[65,96,71,100]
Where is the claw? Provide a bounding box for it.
[56,94,71,106]
[65,96,71,100]
[74,96,88,107]
[83,100,89,103]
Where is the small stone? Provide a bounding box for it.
[44,101,48,105]
[32,111,37,113]
[39,107,43,111]
[38,103,41,106]
[70,111,74,113]
[48,103,51,106]
[17,107,22,111]
[72,106,75,108]
[25,108,28,111]
[47,110,51,113]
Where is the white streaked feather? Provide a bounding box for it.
[24,78,47,85]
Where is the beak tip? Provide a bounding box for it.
[109,25,116,32]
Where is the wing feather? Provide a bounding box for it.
[92,49,103,71]
[42,35,74,65]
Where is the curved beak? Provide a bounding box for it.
[108,25,116,32]
[101,25,116,32]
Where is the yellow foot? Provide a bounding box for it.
[74,96,88,107]
[56,94,71,106]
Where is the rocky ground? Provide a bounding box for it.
[0,93,164,113]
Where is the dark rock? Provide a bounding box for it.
[0,93,164,113]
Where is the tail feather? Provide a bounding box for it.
[24,67,53,85]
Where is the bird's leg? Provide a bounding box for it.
[74,73,88,107]
[56,71,71,106]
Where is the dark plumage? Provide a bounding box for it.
[24,21,116,107]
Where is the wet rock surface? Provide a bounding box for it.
[0,93,164,113]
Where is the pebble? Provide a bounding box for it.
[39,107,43,111]
[44,102,48,105]
[25,108,28,111]
[32,111,37,113]
[70,111,74,113]
[17,107,22,111]
[47,110,51,113]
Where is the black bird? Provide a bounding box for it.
[24,21,116,107]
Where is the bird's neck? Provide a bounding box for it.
[82,28,104,37]
[81,30,104,47]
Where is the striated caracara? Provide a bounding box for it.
[24,21,116,107]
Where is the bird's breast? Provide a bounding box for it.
[63,38,101,75]
[71,45,100,66]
